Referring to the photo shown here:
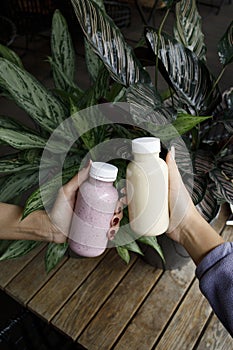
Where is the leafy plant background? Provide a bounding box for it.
[0,0,232,271]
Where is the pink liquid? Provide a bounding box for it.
[69,177,118,257]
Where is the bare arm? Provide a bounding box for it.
[166,150,224,265]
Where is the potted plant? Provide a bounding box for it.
[0,0,232,271]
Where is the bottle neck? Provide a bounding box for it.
[89,176,113,187]
[133,152,160,161]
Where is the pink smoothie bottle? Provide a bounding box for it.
[69,162,118,257]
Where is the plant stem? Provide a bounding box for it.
[155,8,170,89]
[206,66,226,101]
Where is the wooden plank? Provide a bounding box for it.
[28,250,108,321]
[5,246,68,305]
[78,258,163,350]
[155,279,212,350]
[195,314,233,350]
[51,249,138,340]
[0,243,45,288]
[114,259,195,350]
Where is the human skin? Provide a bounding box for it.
[0,161,123,243]
[166,149,224,265]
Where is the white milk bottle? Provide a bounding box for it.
[126,137,169,236]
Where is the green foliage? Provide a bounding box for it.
[0,2,232,270]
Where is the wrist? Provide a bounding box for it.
[180,209,224,265]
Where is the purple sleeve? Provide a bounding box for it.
[196,242,233,337]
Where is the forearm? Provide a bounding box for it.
[180,209,224,265]
[0,203,55,241]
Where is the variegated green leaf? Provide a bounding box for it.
[51,10,80,93]
[0,43,23,68]
[218,20,233,66]
[71,0,151,86]
[146,28,221,115]
[0,58,66,132]
[174,0,206,61]
[85,40,104,82]
[0,170,39,202]
[0,240,12,255]
[45,242,68,273]
[0,128,46,150]
[0,158,38,174]
[22,165,80,219]
[0,240,41,261]
[0,115,36,133]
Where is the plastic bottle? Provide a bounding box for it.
[69,162,118,257]
[126,137,169,236]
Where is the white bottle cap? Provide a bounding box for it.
[89,162,118,182]
[132,137,161,154]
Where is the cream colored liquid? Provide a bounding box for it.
[127,153,169,236]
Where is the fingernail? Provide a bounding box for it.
[171,146,175,160]
[108,229,116,240]
[113,217,119,225]
[117,207,122,214]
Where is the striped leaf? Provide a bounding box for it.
[45,242,68,273]
[174,0,206,61]
[0,128,46,150]
[146,28,221,115]
[194,149,215,174]
[50,10,79,92]
[0,170,39,202]
[71,0,151,86]
[197,184,220,223]
[210,167,233,204]
[0,43,23,68]
[0,240,41,261]
[83,0,106,80]
[22,165,80,219]
[0,58,66,132]
[218,20,233,66]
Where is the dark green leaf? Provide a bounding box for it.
[116,245,130,264]
[0,171,39,202]
[0,58,66,132]
[0,115,36,133]
[0,240,12,255]
[197,184,220,222]
[45,242,68,273]
[71,0,151,86]
[218,20,233,66]
[0,43,23,68]
[146,28,221,115]
[210,167,233,204]
[174,0,206,61]
[194,149,215,174]
[137,236,165,262]
[0,240,41,261]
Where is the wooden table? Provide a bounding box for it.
[1,206,233,350]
